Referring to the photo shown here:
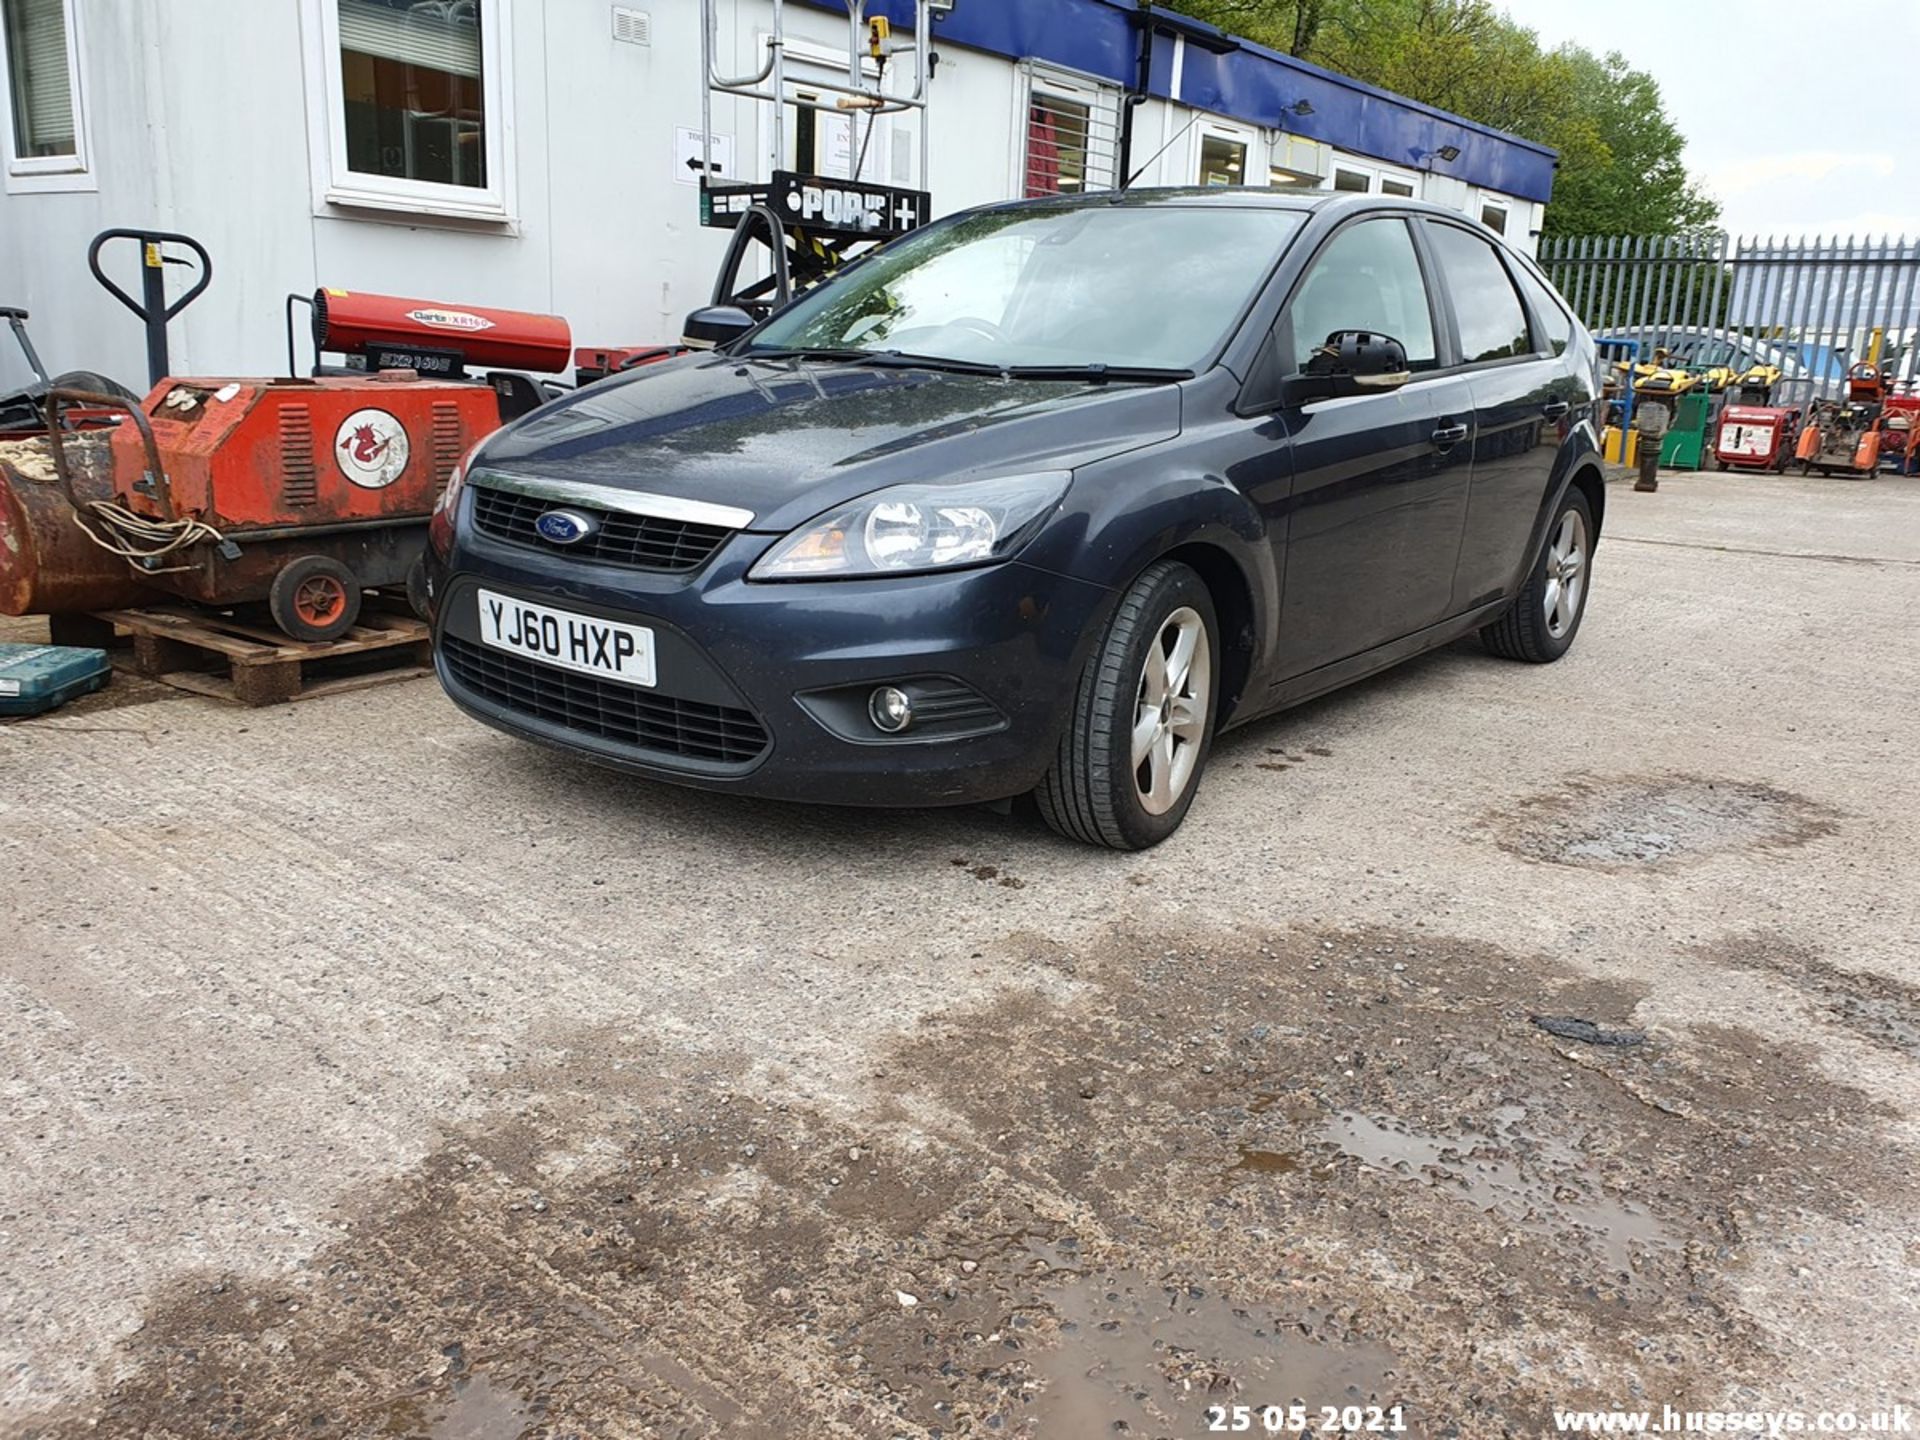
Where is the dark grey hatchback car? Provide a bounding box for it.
[425,190,1604,849]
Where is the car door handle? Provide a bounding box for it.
[1432,422,1469,447]
[1541,401,1571,418]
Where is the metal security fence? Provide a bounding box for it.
[1540,233,1920,393]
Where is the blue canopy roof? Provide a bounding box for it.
[825,0,1557,204]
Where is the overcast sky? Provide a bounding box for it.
[1493,0,1920,240]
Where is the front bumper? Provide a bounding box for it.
[427,517,1115,808]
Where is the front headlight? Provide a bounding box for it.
[749,471,1070,580]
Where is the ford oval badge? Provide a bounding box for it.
[535,508,597,545]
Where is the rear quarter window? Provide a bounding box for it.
[1512,263,1574,357]
[1424,221,1530,364]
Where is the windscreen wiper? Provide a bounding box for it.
[739,348,1191,384]
[740,347,1007,376]
[737,346,876,363]
[1001,363,1194,384]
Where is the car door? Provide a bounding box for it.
[1268,215,1476,676]
[1420,220,1578,611]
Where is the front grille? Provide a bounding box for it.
[471,485,733,573]
[441,634,769,766]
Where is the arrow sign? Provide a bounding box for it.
[675,127,735,186]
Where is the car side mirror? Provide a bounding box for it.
[681,304,755,350]
[1285,329,1412,403]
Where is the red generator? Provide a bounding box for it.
[16,282,586,643]
[5,226,687,645]
[1714,403,1798,472]
[1882,393,1920,475]
[48,372,502,641]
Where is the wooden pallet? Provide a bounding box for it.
[90,604,432,706]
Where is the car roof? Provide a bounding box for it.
[972,186,1473,222]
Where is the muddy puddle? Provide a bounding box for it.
[19,925,1908,1439]
[379,1371,537,1439]
[1031,1248,1406,1437]
[1494,775,1838,868]
[1320,1110,1674,1283]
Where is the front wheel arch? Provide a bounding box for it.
[1160,541,1257,726]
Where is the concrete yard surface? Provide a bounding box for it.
[2,470,1917,1438]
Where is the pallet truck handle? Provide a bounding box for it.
[44,387,174,522]
[87,228,213,388]
[3,307,48,384]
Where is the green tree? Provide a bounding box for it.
[1535,47,1719,237]
[1167,0,1719,237]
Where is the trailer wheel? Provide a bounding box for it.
[270,556,361,643]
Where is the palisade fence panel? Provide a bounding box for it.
[1540,233,1920,394]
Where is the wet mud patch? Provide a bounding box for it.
[1492,775,1838,868]
[951,858,1028,890]
[1701,931,1920,1059]
[24,927,1907,1440]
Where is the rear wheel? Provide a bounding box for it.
[1036,560,1218,850]
[269,555,361,643]
[1480,490,1594,664]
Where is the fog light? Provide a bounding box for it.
[869,685,913,733]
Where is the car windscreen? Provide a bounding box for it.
[747,204,1304,371]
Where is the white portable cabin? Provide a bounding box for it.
[0,0,1557,388]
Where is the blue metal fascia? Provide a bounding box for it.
[791,0,1557,204]
[1171,38,1556,201]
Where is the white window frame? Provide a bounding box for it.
[1478,193,1511,236]
[1327,157,1419,199]
[1015,63,1120,198]
[1191,115,1256,187]
[299,0,516,222]
[1329,162,1373,194]
[1267,132,1326,189]
[0,0,94,194]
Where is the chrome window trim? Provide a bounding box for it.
[469,469,755,530]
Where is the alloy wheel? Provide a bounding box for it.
[1542,509,1588,639]
[1132,606,1210,816]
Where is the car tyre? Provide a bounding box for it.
[1480,488,1594,664]
[1036,560,1219,850]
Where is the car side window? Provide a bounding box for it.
[1424,222,1530,364]
[1512,263,1573,356]
[1285,218,1438,373]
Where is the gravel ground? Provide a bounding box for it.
[2,470,1917,1438]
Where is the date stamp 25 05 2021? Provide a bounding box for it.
[1207,1402,1410,1434]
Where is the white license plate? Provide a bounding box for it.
[475,588,656,688]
